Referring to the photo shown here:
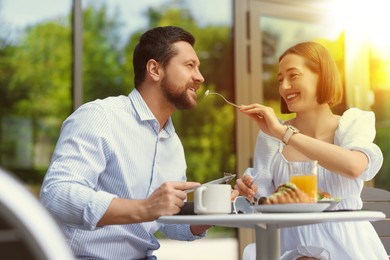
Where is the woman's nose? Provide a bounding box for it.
[280,79,291,90]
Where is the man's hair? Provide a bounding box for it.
[133,26,195,88]
[279,41,343,114]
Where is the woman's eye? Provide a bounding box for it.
[290,74,298,79]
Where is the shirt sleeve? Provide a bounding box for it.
[252,130,280,197]
[159,223,207,241]
[335,108,383,181]
[40,103,116,230]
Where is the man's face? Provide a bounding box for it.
[160,41,204,109]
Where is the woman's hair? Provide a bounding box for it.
[133,26,195,88]
[278,41,343,114]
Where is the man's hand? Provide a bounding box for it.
[143,182,200,221]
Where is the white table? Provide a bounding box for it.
[158,210,385,260]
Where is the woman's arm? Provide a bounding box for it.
[287,133,368,179]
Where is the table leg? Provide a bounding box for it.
[255,224,280,260]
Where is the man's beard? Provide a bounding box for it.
[161,76,198,110]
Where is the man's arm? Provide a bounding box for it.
[97,182,201,226]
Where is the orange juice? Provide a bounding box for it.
[290,174,318,201]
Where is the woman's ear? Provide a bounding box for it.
[146,59,161,81]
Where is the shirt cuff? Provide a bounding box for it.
[84,191,117,230]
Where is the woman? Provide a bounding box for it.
[235,42,388,259]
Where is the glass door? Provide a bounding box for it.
[234,0,347,257]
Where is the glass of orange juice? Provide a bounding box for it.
[288,160,318,202]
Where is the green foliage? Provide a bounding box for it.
[122,31,143,92]
[7,22,72,118]
[82,3,129,102]
[0,20,72,181]
[173,86,236,183]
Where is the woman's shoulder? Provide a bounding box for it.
[341,107,375,120]
[336,107,377,142]
[339,107,375,128]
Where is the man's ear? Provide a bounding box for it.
[146,59,162,81]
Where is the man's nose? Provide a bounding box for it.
[194,69,205,83]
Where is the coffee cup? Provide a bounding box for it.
[194,184,232,215]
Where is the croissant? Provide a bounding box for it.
[258,182,315,204]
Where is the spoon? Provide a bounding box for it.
[205,90,241,108]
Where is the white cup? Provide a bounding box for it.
[194,184,232,215]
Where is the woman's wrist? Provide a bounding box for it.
[279,125,288,141]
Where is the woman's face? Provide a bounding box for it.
[278,53,319,113]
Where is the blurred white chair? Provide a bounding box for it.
[242,243,256,260]
[0,167,74,259]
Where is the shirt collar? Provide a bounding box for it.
[129,89,176,136]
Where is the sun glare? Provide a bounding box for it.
[330,0,390,49]
[326,0,390,89]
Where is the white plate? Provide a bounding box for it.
[318,200,340,211]
[252,202,331,213]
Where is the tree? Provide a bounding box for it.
[82,2,129,102]
[9,22,72,118]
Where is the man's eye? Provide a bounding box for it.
[290,74,298,79]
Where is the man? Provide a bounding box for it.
[40,26,209,259]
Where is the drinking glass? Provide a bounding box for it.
[288,160,318,202]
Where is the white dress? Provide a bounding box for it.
[244,108,388,260]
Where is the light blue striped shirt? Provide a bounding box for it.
[40,89,204,259]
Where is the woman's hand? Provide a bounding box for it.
[239,104,286,140]
[234,175,258,203]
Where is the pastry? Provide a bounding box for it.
[258,182,315,204]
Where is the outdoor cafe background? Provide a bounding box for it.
[0,0,389,258]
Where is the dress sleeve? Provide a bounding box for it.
[252,130,280,197]
[335,108,383,181]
